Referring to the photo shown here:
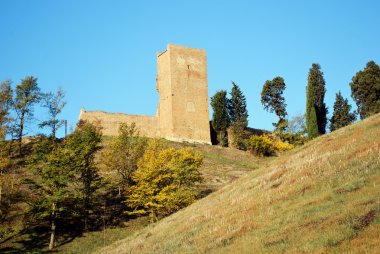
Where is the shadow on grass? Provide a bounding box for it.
[0,222,84,253]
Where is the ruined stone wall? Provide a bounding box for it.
[79,109,159,137]
[78,44,211,144]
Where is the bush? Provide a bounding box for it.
[246,135,276,156]
[246,135,295,156]
[126,139,203,222]
[274,140,295,152]
[278,132,307,146]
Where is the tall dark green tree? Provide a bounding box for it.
[228,82,248,127]
[14,76,41,154]
[330,92,356,131]
[211,90,230,146]
[27,138,75,250]
[228,82,248,149]
[350,60,380,119]
[261,77,288,131]
[66,121,102,230]
[306,63,328,138]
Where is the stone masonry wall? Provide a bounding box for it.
[79,109,159,137]
[79,44,211,144]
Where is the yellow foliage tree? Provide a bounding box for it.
[127,139,203,221]
[102,123,147,196]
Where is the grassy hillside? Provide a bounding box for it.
[53,144,260,254]
[98,114,380,253]
[0,135,260,253]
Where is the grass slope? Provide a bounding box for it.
[0,131,259,253]
[99,114,380,254]
[53,144,259,253]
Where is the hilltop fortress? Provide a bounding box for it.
[79,44,212,144]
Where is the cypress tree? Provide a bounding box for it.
[308,106,319,138]
[228,81,248,127]
[227,82,249,149]
[306,63,328,138]
[211,90,230,146]
[330,92,356,131]
[350,60,380,119]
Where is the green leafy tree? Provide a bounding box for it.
[14,76,41,154]
[306,63,328,138]
[102,122,147,196]
[228,82,249,149]
[0,80,13,140]
[287,114,307,135]
[211,90,230,146]
[127,139,203,222]
[39,87,66,140]
[0,141,13,222]
[330,92,356,131]
[0,81,16,221]
[261,77,288,131]
[27,137,75,250]
[66,121,102,230]
[350,60,380,119]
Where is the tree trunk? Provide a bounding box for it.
[0,167,3,205]
[49,219,56,250]
[7,137,14,156]
[18,112,25,156]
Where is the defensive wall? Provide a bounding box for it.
[79,44,212,144]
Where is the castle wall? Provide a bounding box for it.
[156,49,173,138]
[79,109,159,137]
[78,44,211,144]
[168,45,210,144]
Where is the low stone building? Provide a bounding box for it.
[79,44,212,144]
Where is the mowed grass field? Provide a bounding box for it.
[97,114,380,254]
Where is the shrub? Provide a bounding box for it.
[246,135,295,156]
[278,132,307,146]
[246,135,276,156]
[274,140,295,152]
[126,139,203,222]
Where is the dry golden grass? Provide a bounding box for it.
[97,114,380,254]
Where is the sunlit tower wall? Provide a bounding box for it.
[156,44,211,144]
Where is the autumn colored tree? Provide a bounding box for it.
[127,139,203,221]
[350,60,380,119]
[0,80,13,140]
[102,122,147,196]
[330,92,356,131]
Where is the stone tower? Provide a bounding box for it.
[157,44,211,144]
[79,44,211,144]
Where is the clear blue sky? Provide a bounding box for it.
[1,1,379,137]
